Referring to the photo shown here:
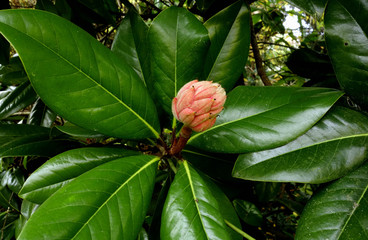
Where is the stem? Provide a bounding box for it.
[224,219,256,240]
[170,126,192,156]
[248,4,272,86]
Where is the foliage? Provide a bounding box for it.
[0,0,367,239]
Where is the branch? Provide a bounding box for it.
[248,5,272,86]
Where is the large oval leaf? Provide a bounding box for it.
[161,161,231,240]
[325,0,368,109]
[0,9,160,139]
[18,155,159,240]
[295,162,368,239]
[188,86,343,153]
[233,106,368,183]
[19,147,140,204]
[202,1,251,91]
[148,7,210,115]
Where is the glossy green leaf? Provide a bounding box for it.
[0,80,37,120]
[27,98,56,128]
[148,6,210,114]
[0,125,79,158]
[18,155,159,240]
[161,161,231,240]
[20,147,140,204]
[295,162,368,239]
[325,0,368,109]
[285,0,327,19]
[233,199,262,227]
[0,9,160,139]
[188,86,343,153]
[56,122,105,138]
[0,56,28,85]
[233,106,368,183]
[202,1,251,91]
[112,9,149,85]
[2,168,24,194]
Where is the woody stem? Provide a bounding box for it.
[170,126,192,156]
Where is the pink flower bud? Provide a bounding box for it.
[172,80,226,132]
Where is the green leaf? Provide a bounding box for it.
[233,106,368,183]
[202,1,251,91]
[233,199,263,227]
[148,6,210,115]
[2,168,24,194]
[112,9,149,86]
[56,122,105,138]
[0,125,80,158]
[295,162,368,239]
[20,147,140,204]
[18,155,159,240]
[27,98,56,128]
[161,161,231,240]
[0,80,37,120]
[0,9,160,139]
[325,0,368,109]
[188,86,343,153]
[285,0,327,19]
[0,56,28,85]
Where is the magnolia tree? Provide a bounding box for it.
[0,0,367,239]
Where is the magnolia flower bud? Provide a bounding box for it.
[172,80,226,132]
